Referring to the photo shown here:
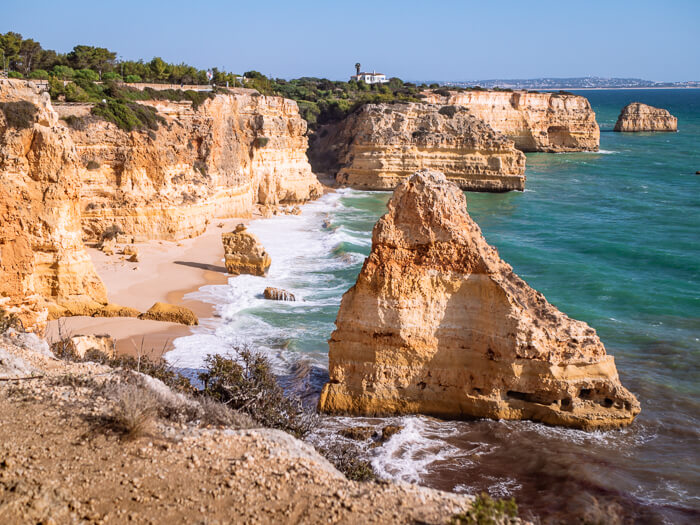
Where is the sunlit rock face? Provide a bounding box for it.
[320,170,640,430]
[421,90,600,152]
[0,79,107,332]
[61,89,321,241]
[310,103,526,192]
[614,102,678,132]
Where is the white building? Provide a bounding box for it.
[350,71,389,84]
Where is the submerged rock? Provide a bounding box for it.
[614,103,677,132]
[263,287,296,301]
[319,170,640,430]
[138,302,198,326]
[222,224,271,276]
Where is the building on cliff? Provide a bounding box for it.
[350,63,388,84]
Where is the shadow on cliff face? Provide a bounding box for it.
[173,260,227,273]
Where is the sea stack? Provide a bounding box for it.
[614,103,678,132]
[319,170,640,430]
[222,224,271,276]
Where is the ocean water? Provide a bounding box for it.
[169,89,700,523]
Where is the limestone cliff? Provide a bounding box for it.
[421,90,600,152]
[320,170,639,430]
[310,103,526,192]
[60,90,321,241]
[0,79,107,332]
[614,102,678,132]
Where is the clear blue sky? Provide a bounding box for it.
[3,0,699,81]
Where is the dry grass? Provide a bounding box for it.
[108,385,158,441]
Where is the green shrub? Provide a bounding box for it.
[438,105,458,118]
[0,309,23,334]
[74,68,100,82]
[51,65,75,80]
[91,100,164,132]
[101,72,122,82]
[254,137,269,148]
[8,71,23,78]
[86,160,101,170]
[28,69,49,79]
[450,493,519,525]
[198,349,317,438]
[0,101,38,129]
[125,74,142,83]
[314,442,376,481]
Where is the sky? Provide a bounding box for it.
[3,0,699,82]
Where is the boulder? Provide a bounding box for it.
[95,303,141,318]
[263,287,296,301]
[138,302,198,326]
[614,103,677,132]
[65,334,115,359]
[319,170,640,430]
[222,224,271,276]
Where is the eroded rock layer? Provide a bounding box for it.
[614,102,678,132]
[0,79,108,331]
[320,170,640,430]
[422,90,600,152]
[61,90,321,241]
[311,103,526,192]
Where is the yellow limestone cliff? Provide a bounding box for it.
[422,90,600,152]
[60,90,322,241]
[320,170,640,430]
[0,79,107,331]
[310,103,526,192]
[614,102,678,132]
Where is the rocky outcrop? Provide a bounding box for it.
[61,90,322,241]
[138,302,198,325]
[263,287,296,301]
[320,170,640,430]
[222,225,271,276]
[65,334,115,359]
[310,103,526,192]
[422,90,600,152]
[614,103,678,132]
[0,79,108,332]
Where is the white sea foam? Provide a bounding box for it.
[167,189,371,373]
[370,416,470,484]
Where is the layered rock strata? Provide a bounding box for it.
[320,170,640,430]
[421,90,600,152]
[222,225,271,276]
[311,103,526,192]
[0,79,108,332]
[61,90,321,241]
[614,102,678,132]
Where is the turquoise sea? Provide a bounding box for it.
[170,89,700,523]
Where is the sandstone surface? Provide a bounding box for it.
[311,103,526,192]
[222,225,271,276]
[61,90,322,241]
[0,79,108,332]
[263,287,296,301]
[614,102,678,132]
[65,334,116,359]
[422,90,600,152]
[320,170,640,430]
[138,302,199,326]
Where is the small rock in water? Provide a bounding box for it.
[339,426,375,441]
[380,425,403,441]
[263,287,296,301]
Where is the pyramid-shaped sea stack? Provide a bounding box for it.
[319,170,640,429]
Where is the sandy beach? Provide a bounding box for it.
[45,215,254,357]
